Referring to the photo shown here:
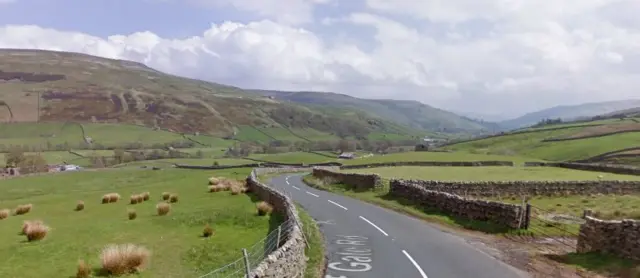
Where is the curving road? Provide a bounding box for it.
[269,174,530,278]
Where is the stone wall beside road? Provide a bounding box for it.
[396,179,640,198]
[246,168,307,277]
[389,180,525,229]
[312,168,383,190]
[577,216,640,261]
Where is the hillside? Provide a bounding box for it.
[442,117,640,165]
[499,99,640,130]
[248,90,498,135]
[0,49,433,140]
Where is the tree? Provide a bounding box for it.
[5,147,25,167]
[19,155,48,174]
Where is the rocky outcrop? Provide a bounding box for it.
[312,168,383,190]
[577,216,640,261]
[389,180,525,229]
[394,179,640,198]
[340,160,514,170]
[245,168,308,277]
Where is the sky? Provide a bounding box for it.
[1,0,639,120]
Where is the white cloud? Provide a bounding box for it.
[1,0,640,118]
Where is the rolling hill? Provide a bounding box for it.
[499,99,640,130]
[0,49,492,140]
[247,90,498,135]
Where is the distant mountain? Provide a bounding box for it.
[247,90,498,135]
[499,100,640,130]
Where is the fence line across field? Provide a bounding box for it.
[197,218,296,278]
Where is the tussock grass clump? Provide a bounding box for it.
[24,221,50,241]
[21,220,43,235]
[169,194,179,203]
[76,259,91,278]
[208,177,220,185]
[76,201,85,211]
[156,203,171,216]
[0,209,9,220]
[109,193,121,203]
[128,209,137,220]
[142,192,150,201]
[14,204,33,215]
[256,201,273,216]
[161,192,171,201]
[100,244,151,275]
[130,195,141,205]
[203,224,214,237]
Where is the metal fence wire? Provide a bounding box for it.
[197,218,297,278]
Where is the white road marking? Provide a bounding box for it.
[306,191,320,197]
[358,216,389,236]
[402,250,428,278]
[286,180,290,185]
[292,186,301,190]
[328,200,348,210]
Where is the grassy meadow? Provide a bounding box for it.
[0,168,281,277]
[344,166,640,181]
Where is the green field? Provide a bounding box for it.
[0,168,281,277]
[249,152,335,164]
[342,151,538,165]
[112,158,256,168]
[444,128,640,161]
[344,166,640,181]
[0,122,187,150]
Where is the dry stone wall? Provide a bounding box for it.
[389,180,525,229]
[577,216,640,261]
[340,160,514,170]
[312,168,383,190]
[245,168,307,277]
[526,161,640,176]
[397,179,640,198]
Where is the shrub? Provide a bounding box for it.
[0,209,9,220]
[76,201,85,211]
[169,194,178,203]
[108,193,121,203]
[128,209,137,220]
[156,203,171,216]
[256,201,273,216]
[161,192,171,201]
[203,224,214,237]
[76,260,91,278]
[14,204,33,215]
[24,221,50,241]
[130,195,140,205]
[100,244,151,275]
[141,192,150,201]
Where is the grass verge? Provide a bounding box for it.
[545,252,639,277]
[298,205,326,278]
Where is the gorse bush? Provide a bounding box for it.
[100,244,150,275]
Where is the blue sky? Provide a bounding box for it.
[1,0,639,120]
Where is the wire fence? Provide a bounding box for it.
[197,218,298,278]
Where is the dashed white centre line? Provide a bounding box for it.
[286,180,290,185]
[306,191,319,197]
[359,216,389,236]
[292,186,301,190]
[328,200,348,210]
[402,250,429,278]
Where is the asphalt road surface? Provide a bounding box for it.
[269,173,530,278]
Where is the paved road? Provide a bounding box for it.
[269,174,530,278]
